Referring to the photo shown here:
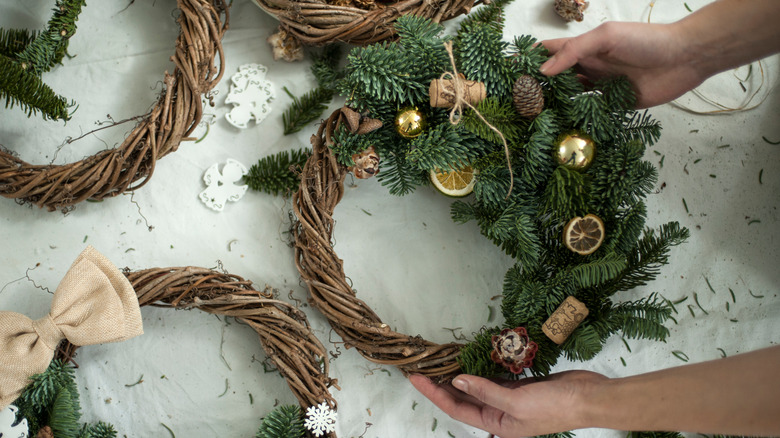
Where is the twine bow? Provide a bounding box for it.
[439,40,514,197]
[0,246,143,409]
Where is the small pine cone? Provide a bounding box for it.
[554,0,588,22]
[37,426,54,438]
[512,75,545,118]
[348,145,380,179]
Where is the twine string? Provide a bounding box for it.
[440,40,514,197]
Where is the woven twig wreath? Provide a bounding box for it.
[0,0,228,212]
[293,109,463,381]
[56,265,338,437]
[251,0,480,46]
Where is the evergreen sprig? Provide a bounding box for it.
[256,405,305,438]
[245,148,311,197]
[14,0,86,75]
[1,54,72,120]
[282,86,333,135]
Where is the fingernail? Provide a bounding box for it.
[539,57,556,75]
[452,377,468,392]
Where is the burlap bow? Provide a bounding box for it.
[0,246,143,409]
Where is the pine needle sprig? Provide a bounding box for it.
[0,54,72,120]
[310,44,343,89]
[376,145,426,196]
[457,0,516,35]
[282,86,333,135]
[620,110,663,147]
[15,0,87,75]
[339,42,427,105]
[456,327,505,377]
[0,28,38,58]
[541,165,589,222]
[457,23,514,97]
[609,292,673,341]
[406,124,485,171]
[508,35,549,78]
[244,148,311,197]
[256,405,306,438]
[461,97,526,145]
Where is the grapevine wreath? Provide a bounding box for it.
[291,3,689,388]
[250,0,480,46]
[0,0,227,212]
[4,249,339,438]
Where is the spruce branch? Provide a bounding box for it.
[457,23,514,97]
[310,44,343,89]
[15,0,87,75]
[282,86,333,135]
[456,327,505,377]
[256,405,305,438]
[0,28,38,58]
[462,97,526,145]
[1,54,72,120]
[244,148,311,197]
[609,292,673,341]
[458,0,516,35]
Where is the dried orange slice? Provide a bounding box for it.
[429,166,476,197]
[563,214,605,255]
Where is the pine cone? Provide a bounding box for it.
[36,426,54,438]
[554,0,588,22]
[512,75,545,118]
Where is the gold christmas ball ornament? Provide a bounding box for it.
[554,131,596,171]
[394,106,427,138]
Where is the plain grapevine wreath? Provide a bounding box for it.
[0,0,228,212]
[56,265,339,437]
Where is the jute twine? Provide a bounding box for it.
[252,0,480,46]
[293,109,464,381]
[0,0,228,212]
[56,266,338,434]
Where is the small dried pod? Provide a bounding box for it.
[349,145,380,179]
[267,27,304,62]
[554,0,589,22]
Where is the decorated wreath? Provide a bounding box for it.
[292,0,689,384]
[1,247,338,438]
[0,0,227,212]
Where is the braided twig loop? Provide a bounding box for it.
[56,266,338,436]
[293,109,463,381]
[0,0,228,212]
[252,0,481,46]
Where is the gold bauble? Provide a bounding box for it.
[394,107,427,139]
[554,131,596,171]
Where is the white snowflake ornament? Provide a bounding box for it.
[304,402,337,437]
[198,159,249,212]
[0,404,29,438]
[224,63,275,129]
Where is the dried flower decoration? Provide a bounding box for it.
[490,327,538,373]
[267,27,304,62]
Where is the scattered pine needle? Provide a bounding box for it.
[125,375,144,387]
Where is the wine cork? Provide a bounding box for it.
[542,296,589,344]
[429,78,486,108]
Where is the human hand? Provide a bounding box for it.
[409,370,607,438]
[539,22,707,109]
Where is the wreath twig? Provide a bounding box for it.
[293,109,463,381]
[0,0,228,212]
[56,265,339,435]
[252,0,480,46]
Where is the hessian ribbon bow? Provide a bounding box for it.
[0,246,143,409]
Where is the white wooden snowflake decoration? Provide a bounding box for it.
[304,402,337,437]
[198,159,249,212]
[0,404,29,438]
[224,63,275,129]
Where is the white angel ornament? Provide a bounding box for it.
[198,159,249,212]
[224,63,275,129]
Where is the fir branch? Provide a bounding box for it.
[406,123,484,171]
[0,28,38,58]
[508,35,549,78]
[473,164,514,208]
[598,76,636,113]
[457,23,514,97]
[570,253,627,288]
[1,54,72,120]
[80,422,118,438]
[339,42,427,105]
[456,327,505,377]
[376,144,426,196]
[15,0,87,75]
[568,92,617,143]
[330,125,383,167]
[461,97,526,145]
[620,110,663,146]
[49,388,81,438]
[521,109,558,189]
[310,44,343,89]
[605,202,647,255]
[609,293,673,341]
[256,405,305,438]
[542,166,589,222]
[589,140,656,216]
[244,148,310,197]
[281,86,333,135]
[458,0,515,35]
[561,323,603,361]
[602,222,689,295]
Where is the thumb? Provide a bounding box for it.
[452,374,517,412]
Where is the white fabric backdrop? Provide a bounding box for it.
[1,0,779,437]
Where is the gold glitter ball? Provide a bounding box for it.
[394,107,427,139]
[554,131,596,171]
